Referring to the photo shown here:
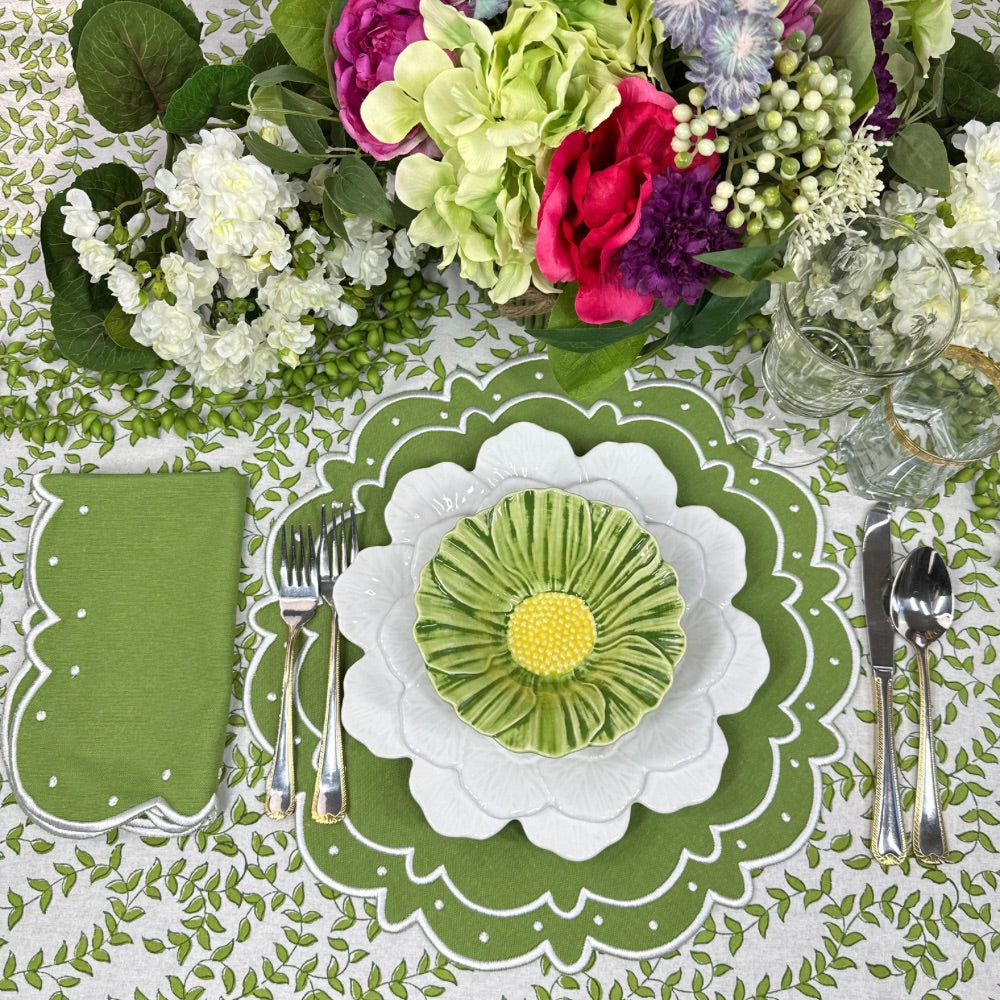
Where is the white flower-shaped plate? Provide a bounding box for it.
[336,422,769,860]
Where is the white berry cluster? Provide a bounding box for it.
[61,129,420,393]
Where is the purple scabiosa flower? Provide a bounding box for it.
[776,0,819,38]
[861,0,900,140]
[686,10,777,113]
[652,0,722,51]
[617,165,742,307]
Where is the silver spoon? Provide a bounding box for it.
[889,546,953,864]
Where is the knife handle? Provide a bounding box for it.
[871,667,907,865]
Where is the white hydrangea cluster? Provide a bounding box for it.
[61,129,421,392]
[882,120,1000,362]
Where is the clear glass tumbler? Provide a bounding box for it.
[841,346,1000,506]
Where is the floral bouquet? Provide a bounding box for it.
[39,0,1000,407]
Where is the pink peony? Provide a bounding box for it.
[333,0,467,160]
[536,77,719,325]
[778,0,820,38]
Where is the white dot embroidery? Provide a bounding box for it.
[376,866,387,877]
[294,736,302,746]
[434,899,444,911]
[76,609,86,618]
[593,915,604,926]
[48,776,58,788]
[809,608,820,616]
[789,504,800,513]
[48,556,58,566]
[533,921,543,932]
[687,881,697,892]
[479,932,489,943]
[266,692,277,702]
[391,417,400,426]
[708,438,718,447]
[534,371,544,380]
[790,759,800,768]
[781,812,791,822]
[830,657,840,666]
[35,711,46,722]
[161,769,172,781]
[328,845,339,856]
[680,403,690,411]
[805,701,815,711]
[633,400,643,408]
[365,457,375,467]
[737,839,747,849]
[749,477,760,486]
[108,796,119,807]
[648,920,659,931]
[69,665,80,677]
[439,411,448,419]
[492,393,502,402]
[79,505,89,515]
[792,550,803,559]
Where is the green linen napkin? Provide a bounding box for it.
[6,470,246,834]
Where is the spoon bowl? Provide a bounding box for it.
[889,545,954,864]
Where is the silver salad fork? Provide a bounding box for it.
[312,504,358,823]
[264,523,319,819]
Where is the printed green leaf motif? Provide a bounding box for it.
[162,63,253,133]
[75,2,207,132]
[887,122,952,193]
[69,0,202,61]
[271,0,335,79]
[327,158,396,228]
[50,275,160,372]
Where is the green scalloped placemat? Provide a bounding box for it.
[246,359,858,971]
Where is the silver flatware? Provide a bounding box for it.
[861,502,907,865]
[890,546,953,864]
[265,524,319,819]
[312,504,358,823]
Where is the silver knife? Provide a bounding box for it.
[862,502,907,864]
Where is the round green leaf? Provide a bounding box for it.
[104,302,146,351]
[163,63,253,134]
[240,32,292,74]
[76,2,206,133]
[41,163,143,296]
[51,276,160,373]
[69,0,202,63]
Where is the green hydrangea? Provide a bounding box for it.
[886,0,954,72]
[361,0,663,303]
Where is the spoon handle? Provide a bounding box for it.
[913,645,948,864]
[871,666,907,865]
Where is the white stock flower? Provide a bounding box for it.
[161,254,218,310]
[74,237,117,280]
[259,311,316,361]
[131,299,206,363]
[215,254,258,299]
[392,229,421,274]
[106,262,143,315]
[61,189,101,240]
[328,217,391,288]
[954,120,1000,210]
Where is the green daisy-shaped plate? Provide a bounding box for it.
[414,488,686,757]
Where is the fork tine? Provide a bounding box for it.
[279,525,290,590]
[318,506,329,579]
[349,506,359,560]
[306,525,317,590]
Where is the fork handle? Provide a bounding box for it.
[265,624,302,819]
[312,608,346,823]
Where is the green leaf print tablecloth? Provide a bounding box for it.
[245,359,858,971]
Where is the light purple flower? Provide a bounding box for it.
[617,165,741,307]
[652,0,722,51]
[333,0,469,160]
[685,10,777,113]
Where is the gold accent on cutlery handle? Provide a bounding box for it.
[871,666,907,865]
[912,645,947,864]
[312,606,347,823]
[265,624,303,819]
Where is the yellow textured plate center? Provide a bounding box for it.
[506,591,596,677]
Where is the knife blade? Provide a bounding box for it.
[861,502,907,864]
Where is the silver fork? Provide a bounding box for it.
[264,524,319,819]
[311,504,358,823]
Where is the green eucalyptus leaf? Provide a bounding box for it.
[242,131,326,173]
[241,33,292,74]
[695,237,787,281]
[104,302,145,350]
[328,159,395,228]
[41,164,144,295]
[813,0,875,99]
[535,302,668,353]
[548,334,646,400]
[852,70,879,119]
[69,0,201,62]
[322,180,350,241]
[162,63,253,134]
[50,276,160,372]
[271,0,335,79]
[941,68,1000,126]
[250,65,328,88]
[887,122,951,193]
[76,2,206,132]
[947,33,1000,92]
[675,281,772,349]
[250,85,334,152]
